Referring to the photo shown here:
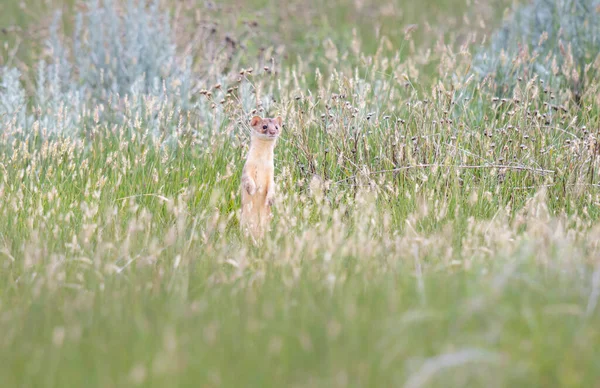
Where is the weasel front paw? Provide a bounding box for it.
[266,193,275,207]
[244,180,257,195]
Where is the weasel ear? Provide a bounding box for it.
[275,116,283,126]
[250,116,262,127]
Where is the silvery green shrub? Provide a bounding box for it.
[0,68,27,134]
[71,0,189,101]
[2,0,196,139]
[472,0,600,101]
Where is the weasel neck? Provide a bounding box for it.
[248,136,276,163]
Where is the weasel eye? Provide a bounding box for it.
[276,126,279,129]
[262,125,267,129]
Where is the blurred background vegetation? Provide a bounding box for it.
[0,0,506,79]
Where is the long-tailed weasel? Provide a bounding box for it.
[240,115,282,239]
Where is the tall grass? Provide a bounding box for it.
[1,0,600,387]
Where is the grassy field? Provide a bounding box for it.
[1,0,600,387]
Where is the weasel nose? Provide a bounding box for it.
[268,129,277,135]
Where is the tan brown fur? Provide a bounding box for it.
[240,115,282,239]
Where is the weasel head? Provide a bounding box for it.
[250,116,282,141]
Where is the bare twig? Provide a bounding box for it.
[333,163,555,185]
[513,183,600,190]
